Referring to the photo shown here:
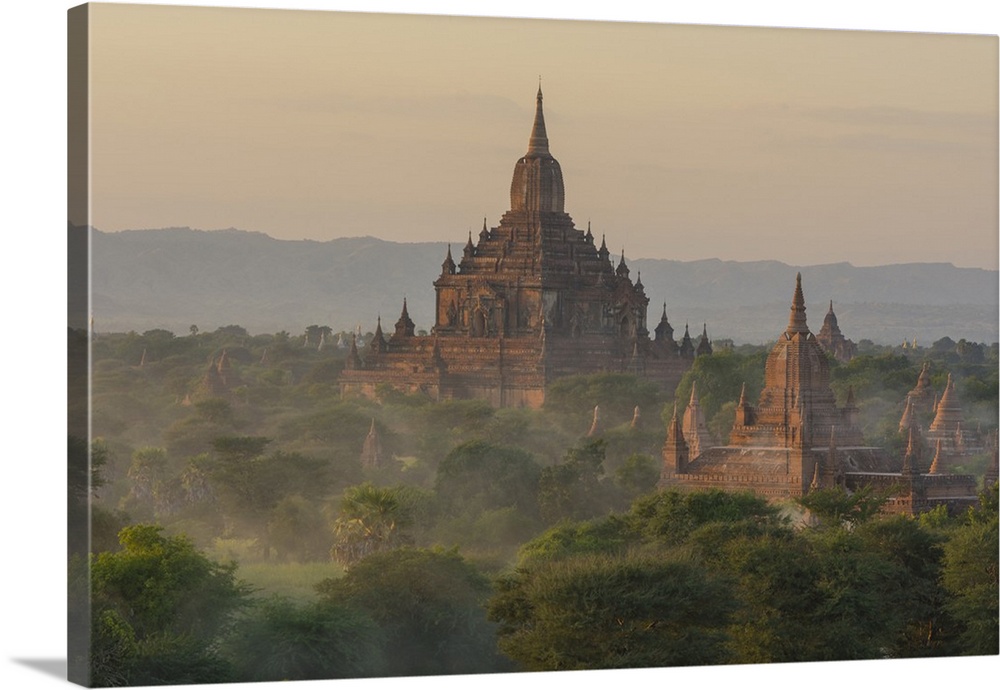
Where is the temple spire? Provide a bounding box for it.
[786,273,809,335]
[928,438,943,475]
[526,85,550,156]
[441,244,456,275]
[346,333,361,369]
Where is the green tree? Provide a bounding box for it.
[488,553,734,670]
[268,495,331,562]
[852,515,956,657]
[613,453,659,499]
[207,437,329,559]
[538,439,611,524]
[435,440,542,517]
[673,349,767,429]
[222,597,383,681]
[89,525,251,685]
[941,484,999,655]
[627,488,782,548]
[331,483,414,567]
[545,373,664,432]
[316,547,509,676]
[797,485,891,528]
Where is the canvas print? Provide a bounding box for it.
[67,3,999,687]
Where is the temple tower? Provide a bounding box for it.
[660,405,689,483]
[682,381,713,458]
[729,274,864,451]
[815,301,857,362]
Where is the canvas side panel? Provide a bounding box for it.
[67,3,92,687]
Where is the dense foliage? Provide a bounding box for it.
[77,325,999,683]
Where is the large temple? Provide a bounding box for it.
[660,274,981,515]
[339,88,696,407]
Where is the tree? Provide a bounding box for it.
[207,437,329,560]
[268,495,331,562]
[89,525,251,685]
[941,484,999,655]
[613,453,659,499]
[222,597,383,681]
[545,373,664,432]
[316,547,509,676]
[852,515,956,657]
[331,483,414,567]
[797,485,891,528]
[627,488,782,548]
[435,440,542,516]
[673,349,767,430]
[538,439,613,524]
[120,447,169,520]
[488,553,734,670]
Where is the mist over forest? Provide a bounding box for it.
[69,317,999,684]
[71,223,999,685]
[88,226,999,345]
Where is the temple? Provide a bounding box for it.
[660,274,979,515]
[901,368,986,472]
[815,301,857,362]
[339,88,696,407]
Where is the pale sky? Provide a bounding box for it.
[84,3,998,269]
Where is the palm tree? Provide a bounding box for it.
[331,483,412,567]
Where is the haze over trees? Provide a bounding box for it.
[74,322,999,684]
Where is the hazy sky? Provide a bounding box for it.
[85,4,998,269]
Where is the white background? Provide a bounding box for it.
[1,2,997,689]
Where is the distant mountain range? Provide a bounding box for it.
[87,227,998,345]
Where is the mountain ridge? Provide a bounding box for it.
[86,226,999,345]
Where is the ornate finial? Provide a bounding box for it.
[527,83,550,156]
[442,243,456,275]
[786,273,809,335]
[616,249,629,277]
[662,302,667,319]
